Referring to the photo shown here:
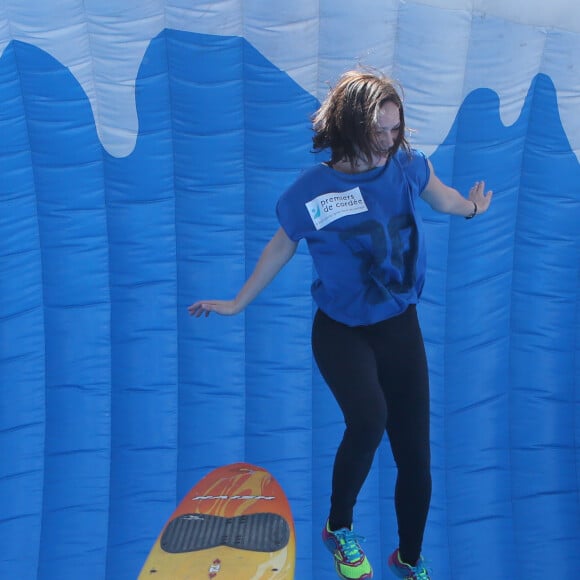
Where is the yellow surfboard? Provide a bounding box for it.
[138,462,296,579]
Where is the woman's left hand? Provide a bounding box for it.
[468,181,493,214]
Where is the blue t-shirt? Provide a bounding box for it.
[276,149,430,326]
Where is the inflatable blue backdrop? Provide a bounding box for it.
[1,1,579,579]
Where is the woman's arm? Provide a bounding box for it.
[188,227,298,317]
[420,159,493,217]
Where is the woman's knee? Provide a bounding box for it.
[345,412,387,451]
[394,446,431,475]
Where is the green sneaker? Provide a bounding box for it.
[322,520,373,579]
[388,548,431,579]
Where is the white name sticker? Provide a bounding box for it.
[305,187,368,230]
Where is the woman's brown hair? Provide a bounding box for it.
[312,70,410,167]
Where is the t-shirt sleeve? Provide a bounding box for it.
[405,149,431,197]
[276,175,312,242]
[276,184,305,242]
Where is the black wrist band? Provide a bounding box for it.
[465,201,478,220]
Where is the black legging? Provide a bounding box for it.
[312,305,431,565]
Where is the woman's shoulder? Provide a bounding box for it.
[392,148,430,191]
[280,163,332,198]
[393,147,427,166]
[393,148,429,175]
[296,162,331,181]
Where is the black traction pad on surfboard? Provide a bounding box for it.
[161,513,290,554]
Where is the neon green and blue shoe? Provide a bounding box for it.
[322,520,373,579]
[387,548,431,579]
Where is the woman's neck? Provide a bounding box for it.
[331,154,389,174]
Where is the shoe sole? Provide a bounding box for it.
[333,558,373,579]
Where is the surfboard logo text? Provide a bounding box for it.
[192,495,275,501]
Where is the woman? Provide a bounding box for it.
[189,70,492,580]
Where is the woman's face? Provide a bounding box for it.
[372,100,401,164]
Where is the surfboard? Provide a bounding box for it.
[138,462,296,579]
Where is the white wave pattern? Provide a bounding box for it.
[0,0,579,158]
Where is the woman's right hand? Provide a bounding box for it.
[188,227,297,320]
[188,299,240,318]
